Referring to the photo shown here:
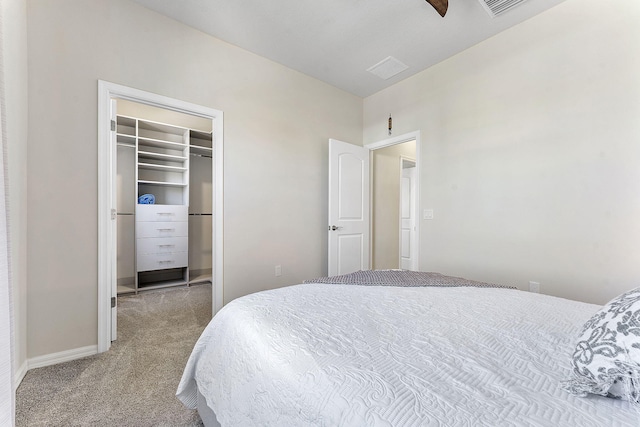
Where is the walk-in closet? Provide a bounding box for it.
[115,100,213,294]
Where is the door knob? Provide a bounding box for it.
[329,225,342,231]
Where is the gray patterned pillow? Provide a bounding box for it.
[563,287,640,404]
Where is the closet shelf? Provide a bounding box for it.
[138,180,188,187]
[116,117,137,139]
[116,133,136,144]
[138,162,188,172]
[138,150,188,162]
[190,129,212,140]
[138,279,188,292]
[139,119,187,136]
[190,145,213,156]
[117,115,137,125]
[138,136,187,151]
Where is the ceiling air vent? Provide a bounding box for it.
[367,56,409,80]
[478,0,528,17]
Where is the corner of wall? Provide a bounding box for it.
[2,0,29,382]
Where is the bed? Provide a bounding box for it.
[177,271,640,426]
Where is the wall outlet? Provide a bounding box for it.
[275,265,282,277]
[529,281,540,293]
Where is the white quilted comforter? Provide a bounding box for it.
[177,283,639,426]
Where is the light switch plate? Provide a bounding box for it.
[423,209,434,220]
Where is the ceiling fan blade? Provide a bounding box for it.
[425,0,448,17]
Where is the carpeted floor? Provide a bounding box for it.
[16,284,212,426]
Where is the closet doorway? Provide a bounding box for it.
[97,81,224,353]
[370,138,418,270]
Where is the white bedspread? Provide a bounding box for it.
[177,283,639,426]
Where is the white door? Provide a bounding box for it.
[400,165,417,270]
[328,139,370,276]
[109,99,118,341]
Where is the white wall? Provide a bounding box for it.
[364,0,640,305]
[27,0,362,358]
[2,0,29,382]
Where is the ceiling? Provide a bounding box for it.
[131,0,567,98]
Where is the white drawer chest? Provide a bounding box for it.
[136,204,188,273]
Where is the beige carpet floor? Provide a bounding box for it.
[16,284,212,426]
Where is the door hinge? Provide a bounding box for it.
[111,208,117,220]
[110,120,116,131]
[111,297,116,308]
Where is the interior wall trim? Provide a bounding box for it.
[26,345,98,371]
[14,360,28,391]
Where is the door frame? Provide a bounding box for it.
[365,130,421,271]
[97,80,224,353]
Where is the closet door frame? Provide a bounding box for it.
[97,80,224,353]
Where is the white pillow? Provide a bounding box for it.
[563,287,640,404]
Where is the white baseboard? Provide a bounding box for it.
[13,345,99,390]
[27,345,98,370]
[14,360,28,390]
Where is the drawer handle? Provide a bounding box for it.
[158,244,175,248]
[157,212,174,216]
[157,228,175,231]
[158,260,174,264]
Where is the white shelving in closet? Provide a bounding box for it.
[115,112,214,295]
[136,119,190,205]
[135,118,190,291]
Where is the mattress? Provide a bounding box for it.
[177,282,639,426]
